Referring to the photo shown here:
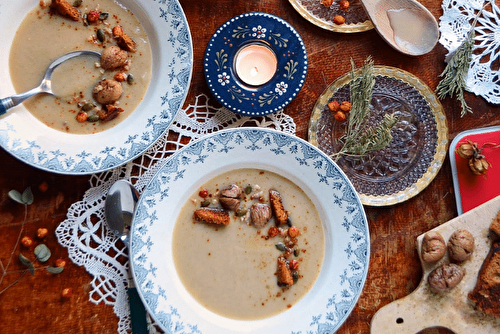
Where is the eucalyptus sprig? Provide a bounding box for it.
[0,187,63,296]
[436,1,492,117]
[332,57,398,161]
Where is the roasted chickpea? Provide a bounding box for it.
[334,15,346,25]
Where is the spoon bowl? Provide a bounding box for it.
[360,0,439,56]
[0,50,101,115]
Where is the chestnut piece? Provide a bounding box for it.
[448,229,475,263]
[428,263,465,293]
[421,231,446,263]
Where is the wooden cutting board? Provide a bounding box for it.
[370,195,500,333]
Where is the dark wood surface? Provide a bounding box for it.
[1,0,499,333]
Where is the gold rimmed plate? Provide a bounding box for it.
[289,0,373,33]
[308,66,448,206]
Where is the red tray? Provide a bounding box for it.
[450,126,500,214]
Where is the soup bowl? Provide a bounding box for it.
[0,0,193,174]
[130,128,370,333]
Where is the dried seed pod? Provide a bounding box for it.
[455,140,476,159]
[421,231,446,263]
[428,263,465,293]
[468,156,491,176]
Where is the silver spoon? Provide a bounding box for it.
[105,179,149,334]
[360,0,439,56]
[0,50,101,116]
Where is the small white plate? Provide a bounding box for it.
[130,128,370,334]
[0,0,192,174]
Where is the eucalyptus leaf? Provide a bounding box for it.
[21,187,34,205]
[46,266,64,274]
[34,244,51,263]
[8,190,23,204]
[19,253,35,275]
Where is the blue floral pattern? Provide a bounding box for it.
[131,128,369,334]
[0,0,192,174]
[204,12,308,116]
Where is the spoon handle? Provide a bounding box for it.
[0,86,46,115]
[0,97,13,116]
[128,287,149,334]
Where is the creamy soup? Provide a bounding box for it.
[172,169,325,320]
[9,0,152,134]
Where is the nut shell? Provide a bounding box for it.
[421,231,446,263]
[448,229,475,263]
[428,263,465,293]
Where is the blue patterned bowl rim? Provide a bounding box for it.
[0,0,193,175]
[130,127,370,334]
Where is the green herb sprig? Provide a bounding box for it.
[332,57,398,161]
[436,1,492,117]
[435,31,475,117]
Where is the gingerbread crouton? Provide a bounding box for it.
[193,207,230,225]
[269,189,288,226]
[50,0,80,21]
[112,26,136,52]
[276,257,293,287]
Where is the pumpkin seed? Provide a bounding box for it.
[87,114,100,122]
[293,247,300,257]
[275,242,287,252]
[235,208,247,217]
[73,0,82,7]
[292,271,299,283]
[96,29,105,42]
[81,102,95,111]
[126,74,134,85]
[244,184,252,195]
[201,199,211,207]
[99,12,109,20]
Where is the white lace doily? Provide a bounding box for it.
[439,0,500,104]
[55,94,296,334]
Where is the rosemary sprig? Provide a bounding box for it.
[435,31,475,117]
[436,1,492,117]
[332,57,398,161]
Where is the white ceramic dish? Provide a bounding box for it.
[0,0,192,174]
[130,128,370,334]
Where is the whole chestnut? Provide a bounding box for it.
[448,229,475,263]
[421,231,446,263]
[428,263,465,293]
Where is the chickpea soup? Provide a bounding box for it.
[9,0,152,134]
[172,168,325,320]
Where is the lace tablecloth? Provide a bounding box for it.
[55,94,295,333]
[439,0,500,104]
[56,95,296,333]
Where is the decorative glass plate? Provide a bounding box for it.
[0,0,192,174]
[204,12,308,116]
[289,0,373,33]
[309,66,448,206]
[130,128,369,334]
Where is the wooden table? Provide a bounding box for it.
[1,0,499,333]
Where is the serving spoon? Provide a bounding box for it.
[104,179,148,334]
[0,50,101,116]
[360,0,439,56]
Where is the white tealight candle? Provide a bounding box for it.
[235,43,277,86]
